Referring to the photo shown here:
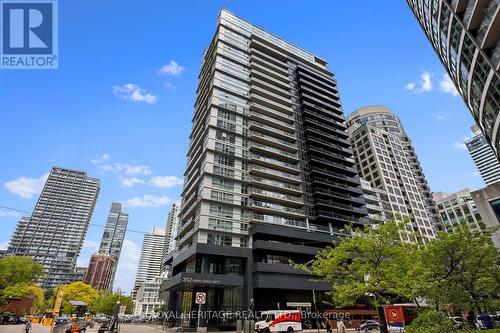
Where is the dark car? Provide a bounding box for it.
[8,316,28,325]
[358,320,381,332]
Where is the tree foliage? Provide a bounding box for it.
[304,220,500,332]
[56,282,99,314]
[0,256,44,289]
[404,310,454,333]
[90,291,133,315]
[417,229,500,312]
[304,220,416,307]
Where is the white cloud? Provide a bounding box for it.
[122,195,171,208]
[0,242,8,250]
[149,176,183,188]
[405,70,433,94]
[158,60,185,76]
[432,111,450,122]
[83,239,99,251]
[113,83,157,104]
[420,71,432,93]
[121,177,145,188]
[91,154,110,165]
[405,82,416,91]
[5,173,49,199]
[114,239,141,293]
[439,74,459,97]
[453,142,467,150]
[91,155,151,176]
[0,210,20,218]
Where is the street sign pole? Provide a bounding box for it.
[195,292,206,332]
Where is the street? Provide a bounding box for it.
[0,324,362,333]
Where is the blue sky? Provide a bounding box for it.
[0,1,485,293]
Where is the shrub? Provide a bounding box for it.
[405,310,454,333]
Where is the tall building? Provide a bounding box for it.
[407,0,500,157]
[346,106,437,242]
[132,227,165,299]
[98,202,129,288]
[433,189,486,232]
[7,167,100,289]
[360,178,390,223]
[466,125,500,185]
[84,253,115,290]
[471,182,500,249]
[161,10,367,329]
[164,203,180,256]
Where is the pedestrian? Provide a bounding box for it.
[336,319,346,333]
[325,320,332,333]
[466,310,476,329]
[24,320,32,333]
[478,312,493,329]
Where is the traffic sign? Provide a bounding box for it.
[195,292,206,304]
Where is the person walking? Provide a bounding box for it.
[24,320,32,333]
[325,320,332,333]
[336,319,346,333]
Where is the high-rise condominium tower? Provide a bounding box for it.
[7,167,100,289]
[84,253,115,290]
[164,203,180,256]
[161,10,367,329]
[407,0,500,158]
[132,227,165,299]
[466,125,500,185]
[347,106,437,242]
[98,202,129,288]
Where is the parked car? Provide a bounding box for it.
[358,320,381,332]
[7,316,28,325]
[449,317,467,330]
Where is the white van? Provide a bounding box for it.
[255,310,302,333]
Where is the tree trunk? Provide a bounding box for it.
[376,306,388,333]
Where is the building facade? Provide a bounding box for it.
[433,189,486,232]
[161,10,367,329]
[360,178,389,223]
[466,125,500,185]
[407,0,500,157]
[471,182,500,249]
[133,276,166,317]
[132,227,165,299]
[98,202,129,288]
[7,167,100,289]
[346,106,437,242]
[84,253,115,290]
[164,203,180,256]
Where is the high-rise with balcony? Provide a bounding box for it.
[98,202,129,288]
[466,125,500,185]
[347,106,437,242]
[132,227,165,299]
[7,167,100,289]
[407,0,500,158]
[160,10,367,329]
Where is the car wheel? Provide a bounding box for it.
[287,327,294,333]
[263,328,270,333]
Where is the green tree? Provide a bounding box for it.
[56,282,99,314]
[404,310,454,333]
[301,220,417,333]
[90,291,133,315]
[2,282,45,313]
[0,256,43,289]
[418,228,500,312]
